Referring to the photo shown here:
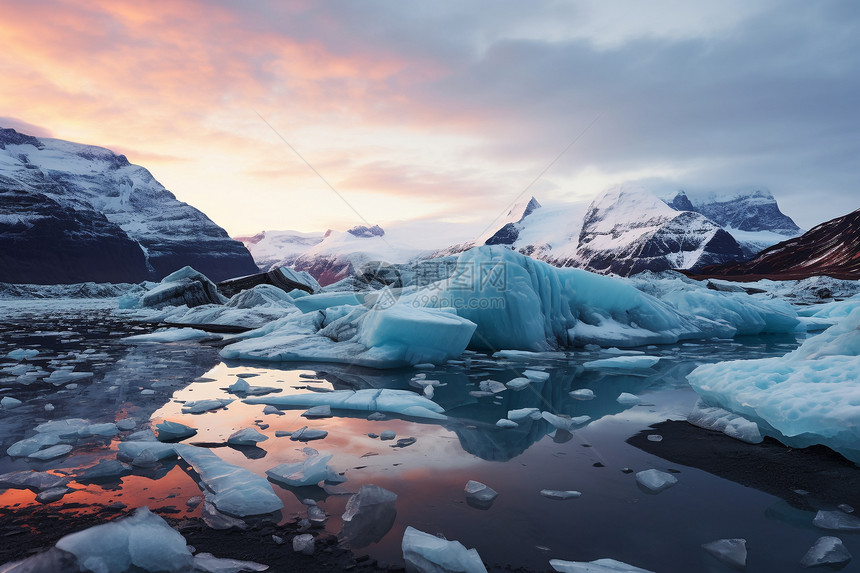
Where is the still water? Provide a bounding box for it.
[1,299,857,572]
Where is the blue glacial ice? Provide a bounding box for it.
[220,302,476,368]
[401,526,487,573]
[266,451,335,487]
[173,444,284,517]
[210,246,801,369]
[413,247,799,351]
[55,507,194,573]
[688,307,860,462]
[244,388,447,420]
[550,558,655,573]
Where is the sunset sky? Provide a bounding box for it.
[1,1,858,236]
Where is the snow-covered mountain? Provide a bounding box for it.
[665,189,802,256]
[696,207,860,280]
[235,230,326,271]
[236,185,803,282]
[0,127,258,284]
[564,185,746,275]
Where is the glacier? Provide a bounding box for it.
[687,306,860,462]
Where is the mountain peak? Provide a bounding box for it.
[347,224,385,238]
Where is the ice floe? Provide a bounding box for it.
[688,307,860,462]
[244,388,446,420]
[401,526,487,573]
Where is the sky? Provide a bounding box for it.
[1,0,858,236]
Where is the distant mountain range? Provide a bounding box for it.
[0,127,258,284]
[693,207,860,281]
[242,185,807,284]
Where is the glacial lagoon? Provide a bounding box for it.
[2,298,858,572]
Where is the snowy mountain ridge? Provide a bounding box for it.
[238,185,802,281]
[0,127,258,284]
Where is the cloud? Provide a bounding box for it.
[0,1,857,233]
[0,117,53,137]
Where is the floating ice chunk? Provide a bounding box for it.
[401,526,487,573]
[540,490,581,500]
[293,534,315,555]
[116,418,136,431]
[523,370,550,383]
[478,380,506,394]
[118,441,178,462]
[800,536,852,567]
[635,469,678,493]
[504,378,531,391]
[77,459,132,482]
[46,370,93,385]
[302,405,332,418]
[508,408,541,422]
[307,505,327,524]
[813,510,860,531]
[414,363,436,370]
[550,558,655,572]
[646,435,662,442]
[266,453,334,488]
[616,393,642,406]
[496,419,518,429]
[464,481,498,508]
[289,426,328,441]
[340,484,398,548]
[262,405,284,416]
[86,423,120,437]
[380,430,396,441]
[839,503,855,513]
[34,418,90,437]
[568,389,595,400]
[7,348,39,360]
[174,444,283,517]
[193,552,270,572]
[27,444,73,460]
[156,421,198,442]
[1,396,23,409]
[423,385,434,399]
[181,398,233,414]
[245,389,446,420]
[228,377,281,397]
[36,486,70,504]
[687,400,762,444]
[56,506,194,573]
[542,412,590,431]
[0,470,68,492]
[125,328,219,343]
[201,500,249,531]
[702,538,747,569]
[125,429,158,442]
[228,428,269,446]
[228,378,251,393]
[582,356,660,370]
[7,433,61,457]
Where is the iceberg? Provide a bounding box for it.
[55,507,194,573]
[173,444,284,517]
[401,526,487,573]
[245,388,446,420]
[687,307,860,462]
[221,301,476,368]
[413,247,798,350]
